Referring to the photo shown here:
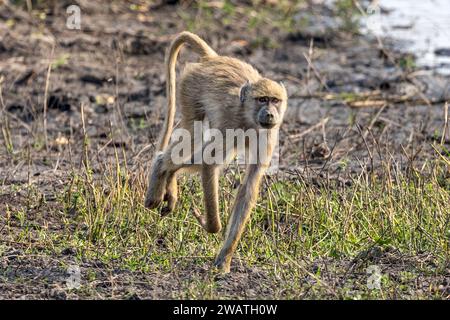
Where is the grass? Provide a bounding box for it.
[335,0,362,33]
[177,0,311,46]
[1,140,449,298]
[176,0,364,38]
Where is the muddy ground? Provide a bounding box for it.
[0,1,449,299]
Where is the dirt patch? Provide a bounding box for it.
[1,245,447,299]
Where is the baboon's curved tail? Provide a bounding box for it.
[157,31,218,151]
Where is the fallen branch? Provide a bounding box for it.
[289,91,446,107]
[290,117,329,141]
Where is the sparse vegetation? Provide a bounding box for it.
[0,0,449,299]
[1,143,449,298]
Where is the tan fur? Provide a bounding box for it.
[145,31,288,272]
[159,32,218,151]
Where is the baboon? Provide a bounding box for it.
[144,31,287,272]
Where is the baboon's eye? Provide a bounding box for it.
[271,98,280,104]
[257,96,269,104]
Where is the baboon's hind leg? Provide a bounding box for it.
[157,118,199,214]
[144,152,168,209]
[161,172,178,216]
[145,117,201,214]
[193,164,222,233]
[144,145,184,210]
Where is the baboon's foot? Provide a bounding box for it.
[144,184,166,209]
[160,192,177,216]
[192,207,222,233]
[144,193,164,209]
[146,184,177,214]
[213,254,232,273]
[144,152,167,209]
[160,176,178,216]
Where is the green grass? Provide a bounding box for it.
[2,146,448,298]
[177,0,309,44]
[176,0,363,41]
[80,160,448,268]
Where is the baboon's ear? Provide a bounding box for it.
[240,81,251,104]
[279,81,288,98]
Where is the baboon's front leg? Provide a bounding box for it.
[214,163,267,272]
[193,164,222,233]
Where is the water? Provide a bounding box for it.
[363,0,450,75]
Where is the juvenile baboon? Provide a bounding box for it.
[144,31,287,272]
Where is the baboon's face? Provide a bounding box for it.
[254,96,283,129]
[240,78,288,130]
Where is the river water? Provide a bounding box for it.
[362,0,450,75]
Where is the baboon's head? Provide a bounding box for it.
[240,78,288,129]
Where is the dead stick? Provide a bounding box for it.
[441,102,449,146]
[290,117,329,141]
[43,44,55,151]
